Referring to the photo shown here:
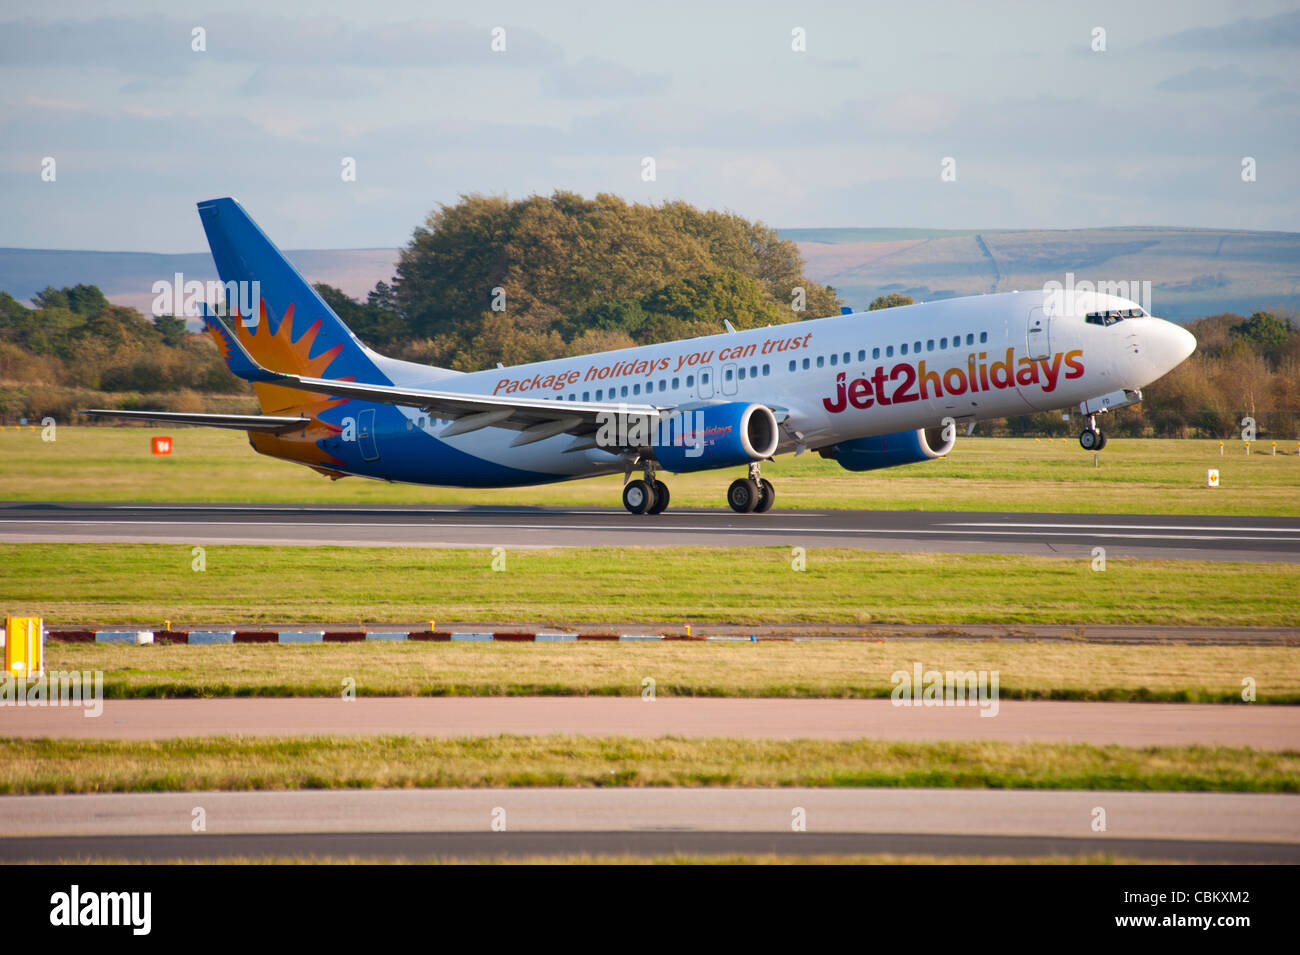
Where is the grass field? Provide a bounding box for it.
[42,640,1300,702]
[4,736,1295,794]
[3,428,1298,514]
[6,542,1298,627]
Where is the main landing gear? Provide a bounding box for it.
[727,462,775,514]
[1079,414,1108,451]
[622,460,778,515]
[623,461,670,515]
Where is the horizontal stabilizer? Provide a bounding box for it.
[78,409,310,433]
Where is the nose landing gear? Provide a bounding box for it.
[1079,414,1108,451]
[728,462,775,513]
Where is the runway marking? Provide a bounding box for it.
[947,521,1300,533]
[3,518,1298,545]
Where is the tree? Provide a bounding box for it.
[313,283,406,347]
[31,284,108,316]
[1231,311,1291,361]
[868,293,915,311]
[386,191,841,368]
[153,314,188,347]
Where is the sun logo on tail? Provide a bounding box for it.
[207,299,355,469]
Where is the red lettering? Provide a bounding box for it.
[891,363,919,403]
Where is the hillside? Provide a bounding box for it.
[789,227,1300,320]
[3,226,1298,324]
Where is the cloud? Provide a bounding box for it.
[540,56,669,98]
[1152,10,1300,52]
[0,15,564,74]
[1156,65,1270,93]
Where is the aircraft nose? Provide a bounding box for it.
[1148,317,1196,371]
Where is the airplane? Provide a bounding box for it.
[83,197,1197,515]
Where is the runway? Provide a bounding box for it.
[3,789,1296,862]
[3,502,1299,561]
[6,698,1297,748]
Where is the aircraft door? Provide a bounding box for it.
[698,366,715,398]
[721,362,738,396]
[358,408,380,461]
[1027,306,1051,360]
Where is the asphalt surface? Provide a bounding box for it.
[3,502,1299,560]
[9,831,1296,863]
[3,789,1296,862]
[7,698,1297,748]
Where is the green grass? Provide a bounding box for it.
[5,542,1298,627]
[4,428,1299,514]
[42,640,1300,703]
[3,736,1295,793]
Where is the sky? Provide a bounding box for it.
[1,0,1298,252]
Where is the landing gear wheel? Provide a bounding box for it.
[1095,432,1108,451]
[1079,428,1101,451]
[727,478,760,513]
[648,480,670,514]
[623,479,656,515]
[753,478,775,513]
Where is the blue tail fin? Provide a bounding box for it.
[197,197,389,386]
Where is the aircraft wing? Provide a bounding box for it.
[78,409,311,433]
[210,314,664,444]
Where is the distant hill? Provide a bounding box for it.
[788,227,1300,320]
[0,248,401,322]
[3,226,1297,324]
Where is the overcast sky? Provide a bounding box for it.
[2,0,1297,252]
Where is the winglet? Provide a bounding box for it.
[201,305,283,383]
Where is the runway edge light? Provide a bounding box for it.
[4,617,44,678]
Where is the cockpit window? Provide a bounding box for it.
[1085,307,1145,326]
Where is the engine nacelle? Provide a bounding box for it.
[820,426,955,472]
[654,402,779,473]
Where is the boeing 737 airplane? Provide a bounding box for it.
[85,198,1197,514]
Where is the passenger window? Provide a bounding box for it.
[687,375,695,386]
[979,331,988,343]
[762,364,770,375]
[966,333,974,345]
[738,367,746,380]
[914,342,921,352]
[842,352,849,364]
[702,373,709,384]
[633,383,641,395]
[940,337,947,348]
[621,385,628,397]
[726,368,734,380]
[816,356,825,367]
[927,340,934,351]
[788,360,796,372]
[872,347,880,360]
[802,358,810,370]
[901,343,908,355]
[583,391,590,401]
[751,365,758,378]
[830,354,838,366]
[858,349,866,361]
[886,345,894,357]
[672,377,679,389]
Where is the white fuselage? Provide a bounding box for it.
[365,288,1195,481]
